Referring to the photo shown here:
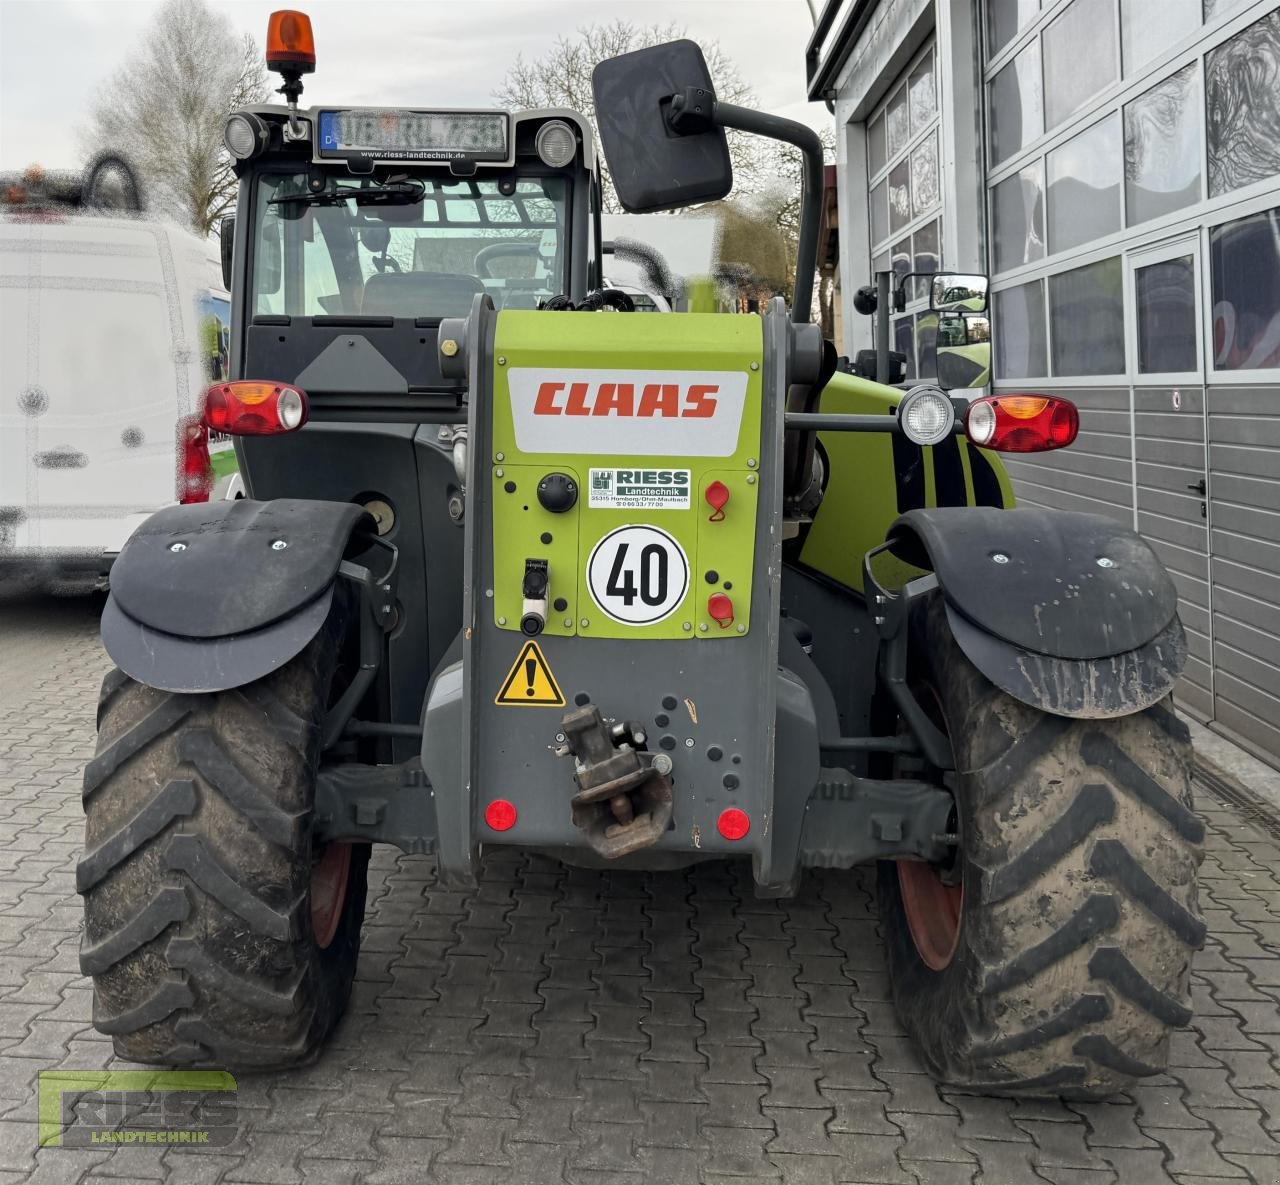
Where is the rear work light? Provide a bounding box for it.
[964,394,1079,453]
[203,381,309,436]
[177,415,212,504]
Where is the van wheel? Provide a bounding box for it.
[78,606,368,1070]
[879,595,1205,1096]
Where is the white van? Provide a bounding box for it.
[0,210,228,593]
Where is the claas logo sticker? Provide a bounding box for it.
[507,368,750,458]
[532,380,718,418]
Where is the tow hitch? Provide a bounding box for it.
[557,706,674,858]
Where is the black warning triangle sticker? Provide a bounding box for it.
[495,640,565,707]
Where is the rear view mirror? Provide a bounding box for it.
[592,40,732,212]
[931,272,989,313]
[936,312,991,389]
[219,216,235,291]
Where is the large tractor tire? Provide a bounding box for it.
[878,595,1204,1096]
[78,607,369,1070]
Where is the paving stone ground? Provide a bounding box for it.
[2,596,1279,1184]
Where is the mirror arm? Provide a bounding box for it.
[710,102,824,326]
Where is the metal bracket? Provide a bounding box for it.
[313,760,436,853]
[799,768,956,869]
[322,535,399,751]
[862,541,954,771]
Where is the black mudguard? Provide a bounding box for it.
[102,498,372,693]
[888,507,1187,718]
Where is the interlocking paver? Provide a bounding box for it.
[4,598,1280,1184]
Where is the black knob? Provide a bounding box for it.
[537,473,578,513]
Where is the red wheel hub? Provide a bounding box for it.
[898,861,963,971]
[310,842,352,950]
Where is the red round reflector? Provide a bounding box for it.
[717,808,750,841]
[707,593,734,628]
[484,799,517,832]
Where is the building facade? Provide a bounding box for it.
[808,0,1280,765]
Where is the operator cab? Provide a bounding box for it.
[221,10,600,417]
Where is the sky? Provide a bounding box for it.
[0,0,830,172]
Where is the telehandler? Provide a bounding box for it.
[79,11,1202,1094]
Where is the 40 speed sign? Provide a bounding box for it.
[586,525,690,626]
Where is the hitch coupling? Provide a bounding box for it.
[556,705,674,858]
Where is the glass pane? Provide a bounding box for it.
[913,220,940,302]
[991,163,1045,273]
[1044,0,1118,129]
[869,113,887,178]
[916,311,939,377]
[988,0,1040,57]
[871,179,889,247]
[887,85,910,157]
[1049,257,1126,375]
[989,43,1043,166]
[895,316,917,379]
[1210,205,1280,370]
[909,51,937,133]
[889,159,912,234]
[1206,11,1280,198]
[995,280,1048,378]
[911,133,940,216]
[1124,64,1201,226]
[1122,0,1200,75]
[892,237,912,294]
[1047,114,1121,254]
[1136,256,1197,373]
[1205,0,1250,18]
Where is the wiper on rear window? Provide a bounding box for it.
[270,178,426,207]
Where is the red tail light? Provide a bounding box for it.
[964,394,1079,453]
[177,415,212,504]
[203,380,309,436]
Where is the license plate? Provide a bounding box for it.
[316,110,508,162]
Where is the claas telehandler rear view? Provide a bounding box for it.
[78,10,1203,1094]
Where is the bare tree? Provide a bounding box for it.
[83,0,269,235]
[494,21,765,213]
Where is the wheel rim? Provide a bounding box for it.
[898,861,963,971]
[310,842,352,950]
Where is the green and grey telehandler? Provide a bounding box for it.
[78,12,1203,1094]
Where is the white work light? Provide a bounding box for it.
[224,113,269,161]
[898,384,956,447]
[535,120,577,168]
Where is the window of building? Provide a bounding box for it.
[1210,205,1280,371]
[1124,64,1202,225]
[989,42,1043,166]
[1122,0,1201,75]
[868,112,886,178]
[995,280,1048,377]
[1047,114,1122,254]
[909,51,938,129]
[1049,256,1126,375]
[1043,0,1119,129]
[987,0,1041,58]
[913,220,941,301]
[867,40,942,378]
[887,85,910,156]
[992,163,1045,273]
[1135,255,1198,373]
[1206,11,1280,199]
